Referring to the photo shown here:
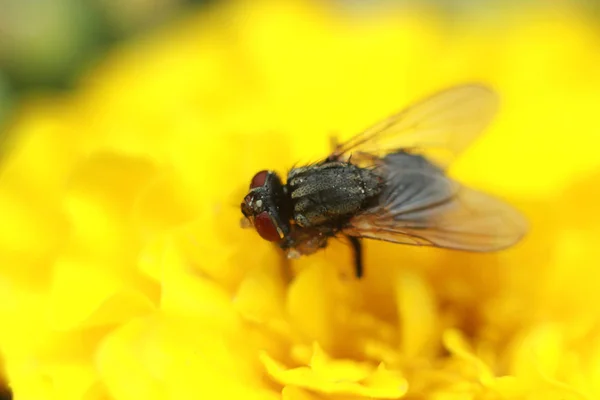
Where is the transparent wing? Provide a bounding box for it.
[342,152,527,251]
[329,84,499,169]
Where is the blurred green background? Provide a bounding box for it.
[0,0,218,130]
[1,0,599,133]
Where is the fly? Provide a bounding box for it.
[240,84,527,278]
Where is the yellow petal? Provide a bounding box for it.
[64,151,158,251]
[7,367,53,400]
[132,173,199,238]
[395,269,438,358]
[260,350,408,399]
[41,363,100,400]
[48,256,156,330]
[443,329,494,385]
[233,257,287,322]
[309,342,372,382]
[281,386,321,400]
[158,237,242,335]
[285,262,338,350]
[510,325,563,382]
[95,317,165,400]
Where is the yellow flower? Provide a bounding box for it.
[1,0,600,399]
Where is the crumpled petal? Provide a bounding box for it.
[260,342,408,399]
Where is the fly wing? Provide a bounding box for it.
[329,84,498,170]
[343,152,527,251]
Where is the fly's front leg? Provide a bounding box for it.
[346,235,364,278]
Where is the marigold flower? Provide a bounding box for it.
[1,1,600,399]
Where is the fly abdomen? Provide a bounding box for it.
[287,162,382,228]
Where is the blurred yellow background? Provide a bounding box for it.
[1,0,600,399]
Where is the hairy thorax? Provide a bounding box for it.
[287,162,383,228]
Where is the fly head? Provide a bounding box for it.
[241,170,293,244]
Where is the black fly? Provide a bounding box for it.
[240,84,527,278]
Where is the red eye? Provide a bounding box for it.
[250,170,269,189]
[254,211,281,242]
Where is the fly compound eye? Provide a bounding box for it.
[250,170,269,189]
[254,211,282,242]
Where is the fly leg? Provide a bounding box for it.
[346,235,364,278]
